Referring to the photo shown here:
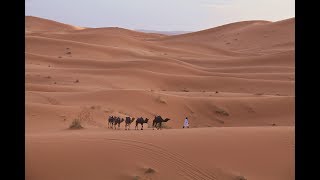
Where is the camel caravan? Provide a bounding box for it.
[107,115,170,130]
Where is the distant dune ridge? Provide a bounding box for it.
[25,16,294,180]
[135,29,193,35]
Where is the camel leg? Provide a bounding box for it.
[141,124,143,130]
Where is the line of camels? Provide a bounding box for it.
[107,115,170,130]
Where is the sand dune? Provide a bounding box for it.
[26,16,85,33]
[26,16,295,180]
[26,127,294,180]
[160,18,294,54]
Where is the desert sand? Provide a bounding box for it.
[25,16,295,180]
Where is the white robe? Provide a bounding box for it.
[184,119,189,127]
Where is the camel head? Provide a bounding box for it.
[164,118,170,122]
[121,118,124,122]
[145,118,149,123]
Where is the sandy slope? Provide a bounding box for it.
[26,127,294,180]
[25,16,85,33]
[25,16,295,180]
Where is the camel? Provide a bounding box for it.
[153,115,170,130]
[108,116,115,128]
[125,117,135,130]
[135,117,149,130]
[113,117,124,130]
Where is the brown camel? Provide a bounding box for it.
[135,117,149,130]
[108,116,115,128]
[153,115,170,130]
[113,117,124,130]
[125,117,135,130]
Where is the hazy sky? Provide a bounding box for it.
[25,0,295,31]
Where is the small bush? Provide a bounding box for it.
[215,109,229,116]
[145,168,156,174]
[133,176,140,180]
[235,175,247,180]
[75,79,79,83]
[69,119,83,129]
[156,96,167,104]
[216,118,225,124]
